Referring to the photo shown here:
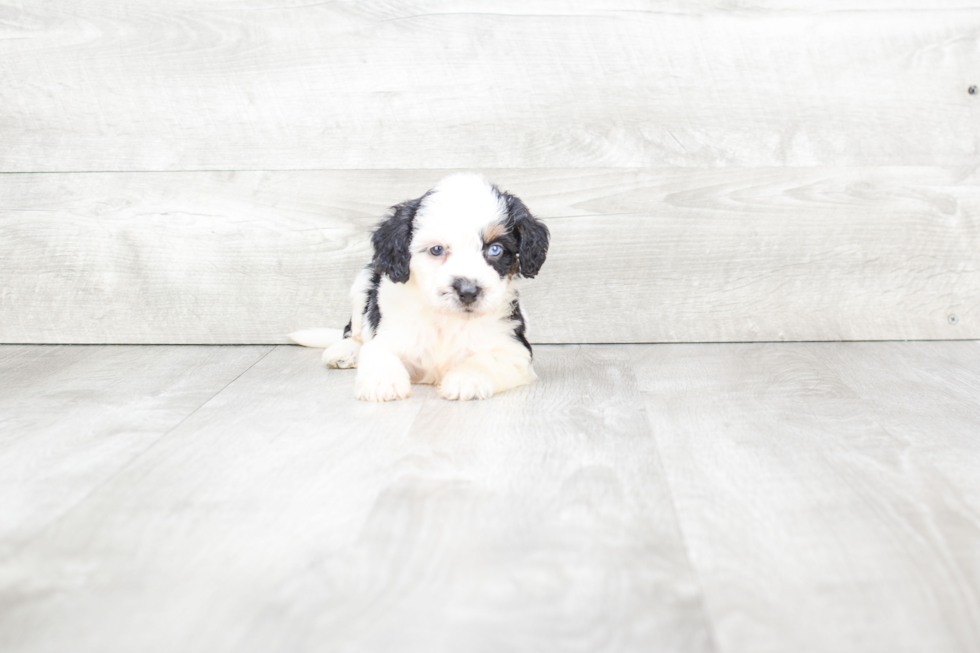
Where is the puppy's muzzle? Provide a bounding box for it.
[452,277,482,307]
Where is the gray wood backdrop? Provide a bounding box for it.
[2,0,978,343]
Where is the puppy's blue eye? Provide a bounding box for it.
[488,244,503,257]
[429,245,444,256]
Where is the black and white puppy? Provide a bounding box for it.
[290,173,550,402]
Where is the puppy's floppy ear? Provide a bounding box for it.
[371,197,421,283]
[505,193,550,278]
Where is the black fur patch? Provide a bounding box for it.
[371,197,421,283]
[483,231,519,278]
[343,320,352,339]
[509,299,532,356]
[499,191,550,278]
[365,268,382,332]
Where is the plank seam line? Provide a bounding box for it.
[0,345,276,564]
[0,165,970,175]
[532,338,980,346]
[637,386,723,653]
[5,339,979,346]
[2,168,616,174]
[0,344,103,386]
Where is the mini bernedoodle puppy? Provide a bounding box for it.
[290,173,550,402]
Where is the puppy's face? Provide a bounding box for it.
[371,174,549,317]
[409,177,517,315]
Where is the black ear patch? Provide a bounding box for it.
[503,193,550,278]
[371,197,421,283]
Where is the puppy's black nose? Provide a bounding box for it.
[452,278,482,306]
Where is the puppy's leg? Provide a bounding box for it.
[439,347,537,401]
[347,266,374,343]
[323,338,360,369]
[354,341,411,402]
[319,265,378,369]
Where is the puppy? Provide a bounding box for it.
[290,173,550,402]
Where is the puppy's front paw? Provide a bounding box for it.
[323,339,360,369]
[355,371,412,402]
[439,370,494,401]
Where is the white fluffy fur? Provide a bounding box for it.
[288,328,344,349]
[291,173,540,402]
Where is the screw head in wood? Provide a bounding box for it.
[970,86,978,95]
[948,314,959,325]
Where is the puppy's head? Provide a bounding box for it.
[371,174,549,316]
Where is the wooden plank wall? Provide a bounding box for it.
[1,0,978,343]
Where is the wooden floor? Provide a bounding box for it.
[1,342,978,653]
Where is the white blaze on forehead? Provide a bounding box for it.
[406,173,515,316]
[412,173,507,245]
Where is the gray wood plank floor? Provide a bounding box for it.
[0,342,978,653]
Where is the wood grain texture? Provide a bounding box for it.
[1,1,978,171]
[0,344,712,653]
[807,340,980,638]
[2,168,977,343]
[0,344,270,560]
[636,341,980,653]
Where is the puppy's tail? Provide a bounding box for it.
[288,328,345,349]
